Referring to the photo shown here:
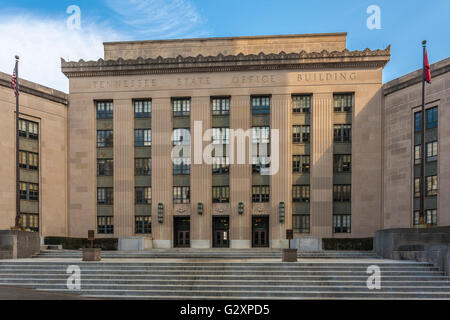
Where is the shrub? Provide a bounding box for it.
[322,237,373,251]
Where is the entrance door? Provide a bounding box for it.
[252,216,269,247]
[212,217,229,248]
[174,217,190,248]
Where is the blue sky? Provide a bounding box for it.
[0,0,448,92]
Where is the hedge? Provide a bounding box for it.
[44,237,118,251]
[322,237,373,251]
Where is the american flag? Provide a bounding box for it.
[11,63,19,96]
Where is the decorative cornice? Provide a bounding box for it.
[61,46,391,78]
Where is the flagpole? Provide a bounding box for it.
[14,55,20,228]
[420,40,426,227]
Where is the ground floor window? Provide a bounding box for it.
[135,216,152,234]
[293,214,310,233]
[20,213,39,232]
[97,216,114,234]
[414,210,437,227]
[333,215,351,233]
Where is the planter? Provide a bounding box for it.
[282,248,298,262]
[82,248,101,261]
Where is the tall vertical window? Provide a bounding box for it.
[173,98,190,117]
[19,182,39,201]
[172,128,191,146]
[426,141,438,162]
[135,158,151,175]
[333,185,351,202]
[414,145,421,165]
[18,119,38,140]
[414,178,420,198]
[333,215,351,233]
[252,156,271,173]
[293,125,310,143]
[293,155,310,173]
[333,155,352,172]
[426,175,437,196]
[292,95,311,113]
[97,216,114,234]
[97,130,113,148]
[134,100,152,118]
[293,215,310,233]
[426,209,437,226]
[173,186,190,204]
[97,159,113,176]
[252,96,270,114]
[19,151,38,170]
[173,157,190,174]
[252,127,270,144]
[212,128,230,145]
[96,101,113,119]
[135,216,152,234]
[19,213,39,232]
[334,125,352,143]
[97,188,113,205]
[414,111,422,132]
[212,157,230,174]
[212,97,230,115]
[334,94,353,112]
[135,187,152,204]
[135,129,152,147]
[292,185,310,202]
[426,106,438,129]
[252,185,270,203]
[212,186,230,203]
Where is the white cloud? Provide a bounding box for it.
[0,15,124,93]
[105,0,210,38]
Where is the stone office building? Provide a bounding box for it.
[1,32,448,249]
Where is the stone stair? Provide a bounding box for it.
[34,249,379,259]
[0,259,449,299]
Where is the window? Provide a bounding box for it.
[414,111,422,132]
[18,119,39,140]
[293,125,310,143]
[212,128,230,145]
[212,157,230,174]
[414,178,420,198]
[135,158,151,175]
[292,95,311,113]
[134,100,151,118]
[135,187,152,204]
[135,129,151,147]
[252,185,270,203]
[293,215,310,233]
[334,155,351,172]
[97,159,113,176]
[426,141,438,162]
[212,186,230,203]
[172,128,191,146]
[333,215,351,233]
[334,125,351,143]
[426,175,437,196]
[212,98,230,116]
[334,94,353,112]
[97,130,113,148]
[135,216,152,234]
[19,182,39,201]
[252,96,270,114]
[413,210,421,226]
[173,157,191,175]
[19,151,38,170]
[97,188,113,205]
[252,156,271,174]
[173,186,190,204]
[97,216,114,234]
[414,145,421,165]
[96,101,113,119]
[333,185,351,202]
[426,106,438,129]
[293,155,310,173]
[252,126,270,144]
[426,209,437,226]
[173,98,190,117]
[19,213,39,232]
[293,185,310,202]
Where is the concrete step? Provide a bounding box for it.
[34,288,450,299]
